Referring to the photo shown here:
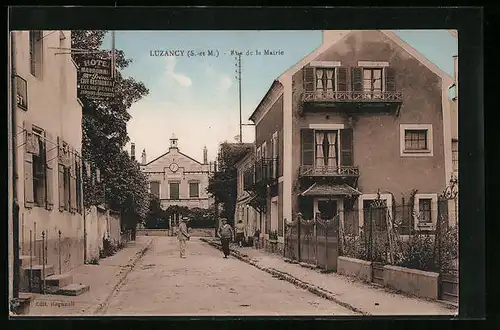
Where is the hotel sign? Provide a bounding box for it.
[16,75,28,110]
[77,58,115,101]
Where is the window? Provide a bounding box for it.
[414,194,438,229]
[452,140,458,172]
[189,182,199,198]
[357,194,393,231]
[400,124,433,157]
[150,181,160,199]
[272,131,278,177]
[29,30,43,77]
[314,130,339,168]
[363,68,383,99]
[405,130,428,150]
[75,158,82,214]
[418,199,432,224]
[169,182,180,200]
[315,68,336,92]
[32,128,46,206]
[301,127,354,169]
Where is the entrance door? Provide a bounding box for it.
[317,200,338,219]
[271,199,278,232]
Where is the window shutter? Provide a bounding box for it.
[301,129,315,166]
[337,67,347,92]
[303,66,315,92]
[340,128,354,166]
[45,131,54,210]
[70,149,77,213]
[385,67,396,92]
[351,67,363,92]
[24,121,34,208]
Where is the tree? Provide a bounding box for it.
[207,142,253,226]
[71,30,150,230]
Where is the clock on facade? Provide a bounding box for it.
[169,163,179,172]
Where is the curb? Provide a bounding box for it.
[200,238,367,316]
[93,238,155,315]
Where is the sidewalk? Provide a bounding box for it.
[202,238,458,316]
[19,236,154,316]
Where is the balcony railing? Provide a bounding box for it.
[255,158,279,184]
[299,165,359,177]
[301,91,403,103]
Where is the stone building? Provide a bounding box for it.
[139,134,214,223]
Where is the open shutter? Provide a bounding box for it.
[340,128,354,166]
[24,121,34,208]
[303,66,315,92]
[385,67,396,92]
[57,137,65,211]
[301,129,315,166]
[70,149,77,213]
[45,131,54,210]
[351,67,363,92]
[337,67,347,92]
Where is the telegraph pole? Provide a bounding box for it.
[235,53,242,143]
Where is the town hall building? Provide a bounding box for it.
[138,135,214,221]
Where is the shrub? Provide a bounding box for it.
[396,232,438,272]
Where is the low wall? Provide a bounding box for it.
[189,228,215,237]
[85,206,122,262]
[137,229,169,237]
[337,257,372,282]
[383,265,439,300]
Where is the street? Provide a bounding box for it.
[101,237,358,316]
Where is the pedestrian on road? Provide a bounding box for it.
[235,220,246,247]
[177,216,190,258]
[253,228,261,249]
[218,218,233,258]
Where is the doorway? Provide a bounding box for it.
[315,199,338,219]
[270,198,278,232]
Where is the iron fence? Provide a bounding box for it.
[284,197,458,275]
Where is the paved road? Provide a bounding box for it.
[102,237,358,316]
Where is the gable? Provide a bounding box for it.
[280,30,453,87]
[143,149,203,172]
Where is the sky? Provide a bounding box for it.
[101,30,457,164]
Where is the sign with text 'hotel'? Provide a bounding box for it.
[77,58,114,101]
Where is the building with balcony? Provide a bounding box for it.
[139,134,214,223]
[245,30,456,250]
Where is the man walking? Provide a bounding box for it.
[177,216,190,258]
[218,218,233,258]
[235,220,246,247]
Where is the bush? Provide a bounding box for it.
[396,233,438,272]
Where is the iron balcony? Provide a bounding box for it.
[299,165,360,178]
[301,91,403,104]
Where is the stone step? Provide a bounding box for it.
[19,255,37,268]
[56,283,90,296]
[22,264,55,278]
[44,273,73,288]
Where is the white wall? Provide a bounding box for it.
[14,30,84,271]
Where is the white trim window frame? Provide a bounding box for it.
[400,124,434,157]
[272,131,278,178]
[313,66,338,94]
[149,180,161,199]
[413,193,438,230]
[357,193,393,233]
[357,62,390,99]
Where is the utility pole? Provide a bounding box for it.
[235,53,242,143]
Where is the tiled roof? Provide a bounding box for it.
[300,183,362,197]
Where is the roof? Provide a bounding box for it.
[300,183,362,197]
[234,146,255,168]
[143,149,203,167]
[248,80,282,122]
[279,30,453,85]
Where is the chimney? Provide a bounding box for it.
[203,146,208,164]
[130,143,136,161]
[141,149,146,165]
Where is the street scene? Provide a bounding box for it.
[8,23,459,317]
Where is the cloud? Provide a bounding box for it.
[218,75,233,91]
[165,57,192,87]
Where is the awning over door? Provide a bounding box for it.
[300,183,362,197]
